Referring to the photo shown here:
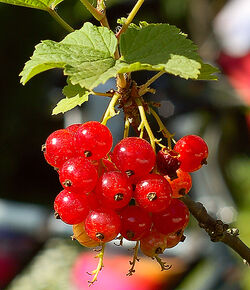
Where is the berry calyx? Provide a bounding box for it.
[174,135,208,172]
[119,205,152,241]
[54,189,90,225]
[156,148,181,180]
[59,157,98,194]
[75,121,113,160]
[134,174,172,213]
[84,208,121,243]
[111,137,156,179]
[152,199,189,235]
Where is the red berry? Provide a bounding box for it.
[152,199,189,235]
[174,135,208,172]
[119,205,152,241]
[66,123,81,134]
[140,228,168,257]
[75,121,112,160]
[166,230,185,248]
[164,169,192,198]
[43,129,75,168]
[111,137,156,179]
[84,208,121,243]
[156,148,181,180]
[95,171,132,209]
[54,189,90,225]
[134,174,172,213]
[59,157,98,194]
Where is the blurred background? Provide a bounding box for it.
[0,0,249,289]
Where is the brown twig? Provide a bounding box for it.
[180,195,250,264]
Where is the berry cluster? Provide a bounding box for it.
[43,121,208,278]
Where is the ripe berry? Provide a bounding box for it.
[152,199,189,235]
[84,208,121,243]
[119,205,152,241]
[164,169,192,198]
[174,135,208,172]
[95,171,132,209]
[75,121,112,160]
[140,228,168,257]
[166,230,185,249]
[111,137,156,179]
[156,148,181,180]
[72,222,100,248]
[66,123,81,134]
[54,189,90,225]
[43,129,75,168]
[134,174,172,213]
[59,157,98,194]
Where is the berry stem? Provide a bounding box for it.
[180,195,250,264]
[149,108,175,148]
[79,0,105,22]
[127,241,140,276]
[91,91,113,97]
[47,8,74,33]
[154,255,172,271]
[101,92,121,125]
[135,98,156,151]
[139,71,165,96]
[124,116,130,138]
[116,0,145,40]
[88,243,106,285]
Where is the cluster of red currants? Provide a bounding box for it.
[43,121,208,259]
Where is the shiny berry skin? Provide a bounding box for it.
[119,205,152,241]
[84,208,121,243]
[95,171,132,209]
[134,174,172,213]
[164,169,192,198]
[111,137,156,179]
[73,222,100,248]
[152,199,189,235]
[43,129,76,168]
[59,157,98,194]
[140,228,168,257]
[174,135,208,172]
[166,230,185,248]
[156,148,181,180]
[54,189,90,225]
[66,123,81,134]
[75,121,112,160]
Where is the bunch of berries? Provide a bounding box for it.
[43,121,208,275]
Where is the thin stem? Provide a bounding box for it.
[79,0,104,21]
[139,71,165,96]
[48,9,74,33]
[150,108,175,148]
[124,116,130,138]
[127,241,140,276]
[101,92,121,125]
[88,243,105,285]
[135,98,156,151]
[116,0,145,40]
[91,91,113,97]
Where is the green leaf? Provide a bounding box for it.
[119,23,218,80]
[52,81,90,115]
[0,0,62,10]
[20,22,118,90]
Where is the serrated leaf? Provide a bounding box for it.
[53,82,90,115]
[0,0,63,10]
[20,22,118,90]
[119,23,218,80]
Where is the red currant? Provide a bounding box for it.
[164,169,192,198]
[174,135,208,172]
[111,137,156,179]
[152,199,189,235]
[54,189,90,225]
[75,121,112,160]
[59,157,98,194]
[134,174,172,213]
[84,208,121,243]
[119,205,152,241]
[43,129,75,168]
[66,123,81,134]
[73,222,100,248]
[166,230,184,248]
[95,171,132,209]
[156,148,181,180]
